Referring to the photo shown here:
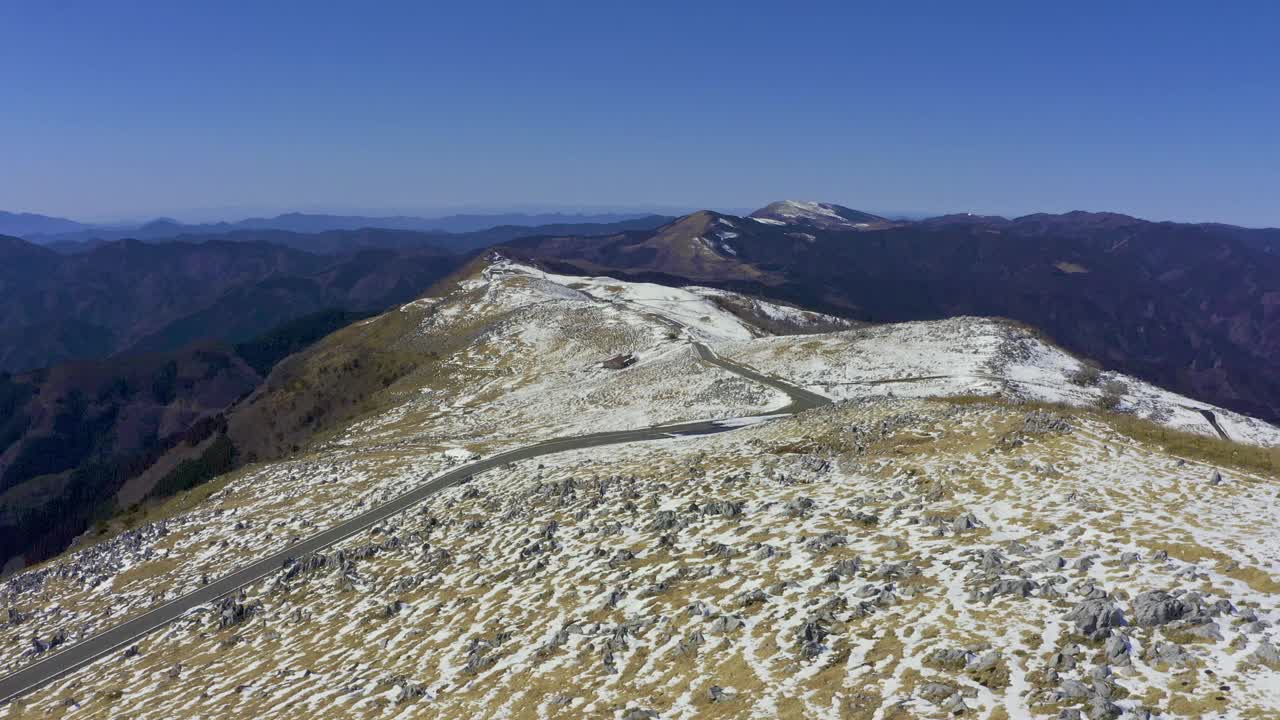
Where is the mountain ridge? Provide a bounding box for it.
[17,211,669,245]
[502,202,1280,423]
[0,211,89,238]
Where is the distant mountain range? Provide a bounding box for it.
[38,216,676,255]
[0,210,91,237]
[2,210,667,247]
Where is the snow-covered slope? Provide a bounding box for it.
[485,262,1280,447]
[718,317,1280,448]
[2,258,1278,719]
[508,262,856,342]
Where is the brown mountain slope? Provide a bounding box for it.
[0,237,463,373]
[0,347,259,573]
[0,309,377,574]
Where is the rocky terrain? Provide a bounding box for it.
[0,258,1277,719]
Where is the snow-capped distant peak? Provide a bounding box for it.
[777,200,844,219]
[748,200,892,231]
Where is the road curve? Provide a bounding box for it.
[0,342,829,705]
[692,342,829,414]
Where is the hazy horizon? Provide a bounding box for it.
[10,200,1280,232]
[4,2,1278,227]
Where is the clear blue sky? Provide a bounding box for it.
[2,1,1277,225]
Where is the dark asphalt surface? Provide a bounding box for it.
[0,341,829,705]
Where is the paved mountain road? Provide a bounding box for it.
[0,342,828,705]
[693,342,828,413]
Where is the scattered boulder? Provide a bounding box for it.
[844,510,879,526]
[608,549,636,569]
[1054,674,1121,719]
[1131,591,1188,627]
[925,647,970,669]
[988,578,1037,599]
[1253,640,1280,668]
[463,637,498,676]
[978,548,1006,571]
[967,651,1009,689]
[873,561,918,581]
[1050,645,1079,671]
[649,510,682,532]
[1042,554,1067,571]
[393,679,430,704]
[1143,640,1194,668]
[707,614,744,633]
[1065,598,1126,639]
[798,619,830,659]
[702,500,745,518]
[1024,411,1072,434]
[799,455,830,474]
[1056,679,1091,700]
[677,629,705,656]
[1181,620,1222,641]
[825,558,861,583]
[952,513,981,533]
[638,582,670,599]
[1104,632,1131,665]
[785,498,816,517]
[804,532,848,554]
[216,596,262,629]
[917,682,966,713]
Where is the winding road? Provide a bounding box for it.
[0,342,828,705]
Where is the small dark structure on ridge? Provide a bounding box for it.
[601,353,638,370]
